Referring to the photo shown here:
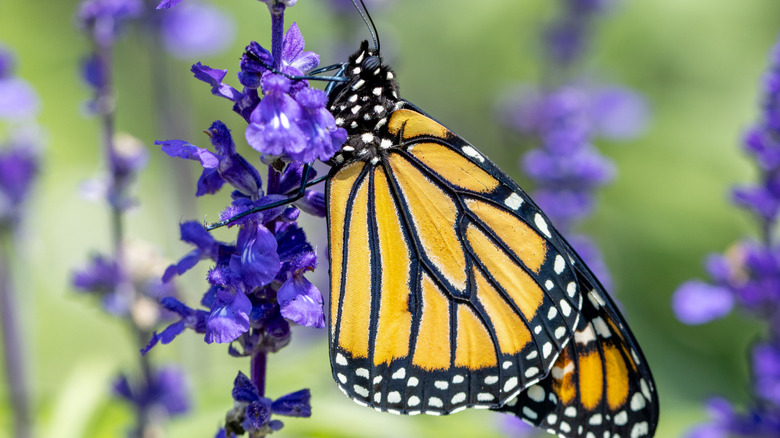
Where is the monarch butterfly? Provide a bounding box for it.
[320,38,659,437]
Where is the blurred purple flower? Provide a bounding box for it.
[0,78,39,120]
[113,365,190,417]
[672,281,734,325]
[544,0,612,68]
[156,0,183,9]
[0,45,13,79]
[76,0,143,44]
[753,342,780,406]
[674,36,780,438]
[0,143,39,225]
[160,2,235,59]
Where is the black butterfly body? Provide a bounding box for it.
[322,41,659,438]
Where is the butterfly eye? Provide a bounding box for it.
[362,55,380,72]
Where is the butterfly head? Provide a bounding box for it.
[328,41,401,166]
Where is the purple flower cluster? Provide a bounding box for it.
[672,38,780,437]
[193,21,346,162]
[502,85,646,287]
[0,42,40,438]
[544,0,612,68]
[72,1,193,435]
[148,2,335,435]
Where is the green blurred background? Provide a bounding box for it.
[2,0,780,436]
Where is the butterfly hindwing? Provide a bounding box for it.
[496,258,659,438]
[326,105,585,415]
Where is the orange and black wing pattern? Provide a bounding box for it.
[324,41,657,437]
[326,107,584,415]
[496,261,659,437]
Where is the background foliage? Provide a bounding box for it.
[1,0,780,436]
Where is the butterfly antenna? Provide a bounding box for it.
[352,0,380,53]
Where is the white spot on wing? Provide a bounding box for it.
[408,377,419,387]
[554,255,565,274]
[484,375,499,385]
[503,377,518,392]
[355,368,369,379]
[504,193,523,210]
[593,317,611,338]
[574,324,596,344]
[522,406,538,420]
[543,342,553,358]
[451,392,467,404]
[477,393,494,402]
[527,385,545,402]
[615,410,628,426]
[631,392,646,411]
[335,353,348,366]
[461,145,485,162]
[388,391,402,404]
[392,368,406,379]
[434,381,449,390]
[534,213,552,238]
[353,385,369,397]
[632,421,650,438]
[428,397,443,408]
[408,395,420,406]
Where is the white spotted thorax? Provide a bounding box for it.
[328,41,401,166]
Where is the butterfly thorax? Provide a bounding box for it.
[328,41,401,165]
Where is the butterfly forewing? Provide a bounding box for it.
[326,106,584,415]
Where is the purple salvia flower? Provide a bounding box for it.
[246,75,306,157]
[150,2,328,434]
[674,37,780,437]
[160,2,235,59]
[73,0,192,434]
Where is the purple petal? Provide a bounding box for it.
[282,23,319,73]
[191,62,243,101]
[180,221,216,248]
[271,389,311,417]
[672,281,734,324]
[236,224,281,288]
[243,400,272,431]
[196,168,225,196]
[232,371,260,403]
[157,139,219,168]
[246,75,305,157]
[295,190,326,217]
[205,289,251,343]
[278,275,325,328]
[156,0,184,9]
